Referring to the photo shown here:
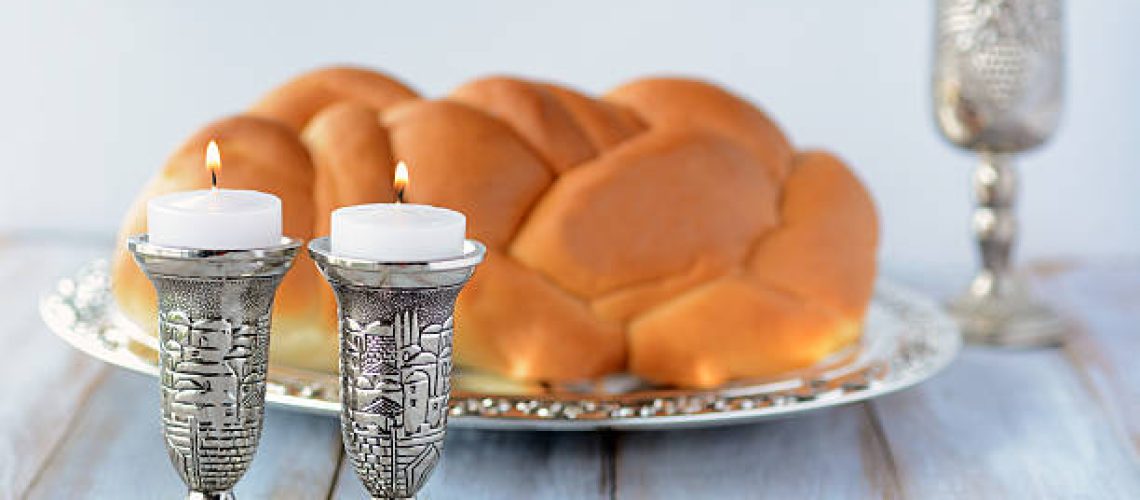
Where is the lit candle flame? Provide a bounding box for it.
[206,140,222,190]
[394,161,409,204]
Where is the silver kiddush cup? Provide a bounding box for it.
[933,0,1066,347]
[128,235,301,500]
[308,237,485,500]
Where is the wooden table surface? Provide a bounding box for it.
[2,235,1138,499]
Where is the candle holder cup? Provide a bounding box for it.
[128,235,301,500]
[308,237,485,500]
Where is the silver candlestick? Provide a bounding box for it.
[933,0,1067,346]
[129,235,301,500]
[308,237,485,500]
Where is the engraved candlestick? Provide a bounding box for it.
[933,0,1067,346]
[129,235,301,500]
[309,237,485,500]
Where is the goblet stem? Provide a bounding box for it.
[948,152,1066,346]
[971,151,1017,296]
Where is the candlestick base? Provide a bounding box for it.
[129,235,300,498]
[309,237,485,500]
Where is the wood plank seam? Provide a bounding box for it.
[601,430,618,500]
[864,402,906,500]
[20,366,111,497]
[1036,266,1140,460]
[1060,317,1140,459]
[325,444,346,500]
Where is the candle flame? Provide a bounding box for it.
[206,140,222,190]
[394,161,409,204]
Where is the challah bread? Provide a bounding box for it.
[112,66,878,387]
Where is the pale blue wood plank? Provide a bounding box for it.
[331,428,609,500]
[25,369,342,499]
[1038,264,1140,453]
[614,404,896,499]
[873,347,1140,499]
[0,242,108,498]
[240,409,341,498]
[24,370,183,498]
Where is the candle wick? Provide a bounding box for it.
[210,170,218,191]
[395,185,405,204]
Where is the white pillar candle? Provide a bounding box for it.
[147,189,283,249]
[331,203,466,262]
[146,140,282,249]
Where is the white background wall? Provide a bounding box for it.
[2,1,1137,272]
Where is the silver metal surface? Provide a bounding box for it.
[128,235,300,499]
[185,492,235,500]
[42,260,960,431]
[933,0,1067,346]
[309,237,484,499]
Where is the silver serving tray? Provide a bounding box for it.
[40,260,960,431]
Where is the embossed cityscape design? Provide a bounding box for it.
[341,310,454,497]
[159,311,269,491]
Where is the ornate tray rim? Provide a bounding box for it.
[40,260,960,431]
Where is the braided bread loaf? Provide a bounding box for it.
[111,66,878,388]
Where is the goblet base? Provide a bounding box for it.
[947,277,1067,348]
[185,490,235,500]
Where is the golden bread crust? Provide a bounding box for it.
[455,251,626,380]
[745,151,879,320]
[606,78,794,182]
[629,277,850,388]
[250,66,418,131]
[509,128,779,298]
[303,102,397,235]
[381,99,554,247]
[450,77,597,173]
